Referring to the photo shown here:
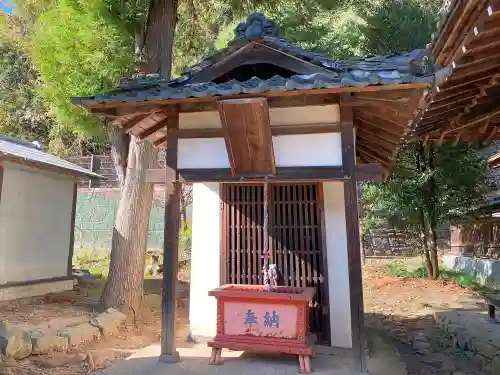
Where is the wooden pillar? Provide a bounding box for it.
[160,111,181,363]
[450,223,470,254]
[340,94,367,373]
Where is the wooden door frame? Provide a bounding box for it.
[218,182,330,344]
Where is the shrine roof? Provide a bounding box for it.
[71,13,444,173]
[72,13,437,107]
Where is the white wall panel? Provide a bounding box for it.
[0,162,73,284]
[323,182,352,348]
[178,105,340,129]
[178,138,230,169]
[189,183,221,340]
[273,133,342,167]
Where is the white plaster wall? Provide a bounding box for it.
[0,162,74,284]
[178,105,340,129]
[189,183,221,340]
[178,138,230,169]
[273,133,342,167]
[323,181,352,348]
[178,133,342,169]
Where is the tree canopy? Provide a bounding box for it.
[14,0,444,147]
[363,143,490,233]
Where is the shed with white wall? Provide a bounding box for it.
[0,136,101,301]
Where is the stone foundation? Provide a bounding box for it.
[443,254,500,288]
[0,279,74,301]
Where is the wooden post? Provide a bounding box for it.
[449,224,466,254]
[340,93,367,373]
[88,155,96,188]
[263,178,269,276]
[160,111,180,363]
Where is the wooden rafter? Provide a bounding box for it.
[355,116,404,139]
[122,113,150,132]
[355,127,399,145]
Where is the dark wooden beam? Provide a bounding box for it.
[0,163,3,208]
[356,127,398,146]
[78,83,430,111]
[218,98,276,176]
[355,163,383,181]
[122,113,151,132]
[357,144,391,163]
[356,135,394,155]
[91,104,166,117]
[95,94,342,116]
[178,93,341,113]
[359,108,408,129]
[154,135,168,147]
[356,115,404,139]
[170,123,340,139]
[67,183,78,278]
[138,118,169,140]
[340,93,367,374]
[160,109,180,363]
[146,164,382,184]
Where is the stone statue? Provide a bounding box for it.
[263,264,279,291]
[235,12,279,40]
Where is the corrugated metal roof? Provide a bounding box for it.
[0,137,103,179]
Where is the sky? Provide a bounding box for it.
[0,0,14,15]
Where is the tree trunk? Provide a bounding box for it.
[101,137,158,318]
[416,141,433,278]
[101,0,178,318]
[109,128,130,189]
[140,0,177,78]
[426,143,440,280]
[419,206,433,277]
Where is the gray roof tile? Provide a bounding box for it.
[0,137,102,179]
[72,13,436,107]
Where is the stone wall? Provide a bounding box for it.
[443,254,500,289]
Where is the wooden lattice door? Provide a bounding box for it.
[220,183,330,343]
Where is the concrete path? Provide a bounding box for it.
[92,344,363,375]
[91,329,406,375]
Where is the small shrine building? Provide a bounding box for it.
[72,13,445,373]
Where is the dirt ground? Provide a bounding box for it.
[0,277,191,375]
[0,259,493,375]
[364,258,487,375]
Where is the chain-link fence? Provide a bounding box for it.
[69,154,193,270]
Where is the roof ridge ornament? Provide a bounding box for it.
[235,12,279,41]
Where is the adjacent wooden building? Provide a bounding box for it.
[72,13,440,372]
[410,0,500,143]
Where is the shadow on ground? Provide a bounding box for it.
[366,310,488,375]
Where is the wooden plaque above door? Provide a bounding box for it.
[218,98,276,176]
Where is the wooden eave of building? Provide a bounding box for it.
[411,1,500,143]
[72,14,440,175]
[74,83,430,174]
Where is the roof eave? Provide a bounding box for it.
[0,153,105,180]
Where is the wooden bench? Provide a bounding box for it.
[483,293,500,323]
